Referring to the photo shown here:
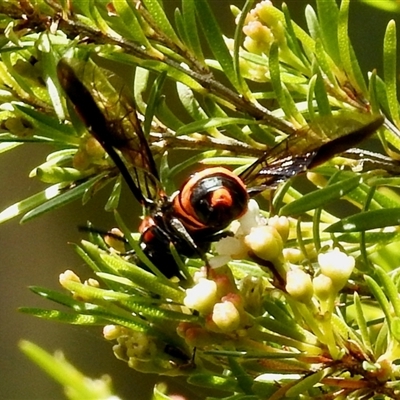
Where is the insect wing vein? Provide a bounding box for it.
[57,57,161,206]
[240,114,384,192]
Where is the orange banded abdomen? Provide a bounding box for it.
[172,167,249,234]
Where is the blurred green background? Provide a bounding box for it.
[0,1,398,399]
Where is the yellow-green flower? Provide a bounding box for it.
[318,248,355,292]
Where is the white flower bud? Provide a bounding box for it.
[268,215,290,243]
[313,274,334,302]
[286,269,313,303]
[59,270,81,288]
[283,248,304,264]
[214,236,248,259]
[183,278,219,315]
[244,225,283,261]
[212,301,241,332]
[103,325,125,340]
[318,249,355,292]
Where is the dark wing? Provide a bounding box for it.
[240,114,384,194]
[57,57,161,207]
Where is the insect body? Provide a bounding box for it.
[57,57,384,279]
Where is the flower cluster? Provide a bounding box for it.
[213,199,288,264]
[103,325,192,376]
[286,248,355,308]
[228,0,307,82]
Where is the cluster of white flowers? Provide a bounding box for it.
[285,248,355,307]
[213,199,289,265]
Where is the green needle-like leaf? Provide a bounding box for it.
[20,172,110,223]
[325,207,400,232]
[181,0,204,62]
[194,0,239,90]
[375,266,400,319]
[316,0,339,63]
[280,175,362,216]
[142,0,182,45]
[365,275,393,329]
[20,341,119,400]
[337,0,367,95]
[383,19,400,126]
[353,292,371,350]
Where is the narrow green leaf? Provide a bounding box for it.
[13,104,79,144]
[85,0,119,37]
[285,369,329,397]
[358,0,400,12]
[176,81,208,122]
[194,0,239,89]
[144,72,167,136]
[168,150,220,178]
[0,52,38,98]
[104,175,122,211]
[176,117,256,136]
[181,0,204,61]
[57,279,161,320]
[116,297,199,324]
[232,0,253,96]
[314,39,341,90]
[353,292,371,349]
[313,71,331,116]
[375,266,400,319]
[383,20,400,126]
[282,3,309,66]
[316,0,339,63]
[268,43,305,124]
[187,374,239,392]
[35,166,86,184]
[305,5,320,43]
[325,207,400,232]
[256,315,310,343]
[348,178,400,210]
[79,240,126,276]
[268,42,286,116]
[368,70,380,114]
[155,96,185,131]
[19,341,117,400]
[228,357,254,395]
[375,75,390,116]
[364,275,393,328]
[100,253,184,303]
[19,308,106,325]
[0,141,21,154]
[281,84,306,125]
[133,67,150,114]
[142,0,181,44]
[20,172,109,223]
[337,0,367,95]
[280,175,362,216]
[375,321,389,356]
[101,52,206,94]
[113,0,152,47]
[391,317,400,343]
[37,32,65,121]
[29,286,86,309]
[307,74,318,118]
[174,9,190,53]
[0,183,63,224]
[73,243,107,274]
[89,311,155,335]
